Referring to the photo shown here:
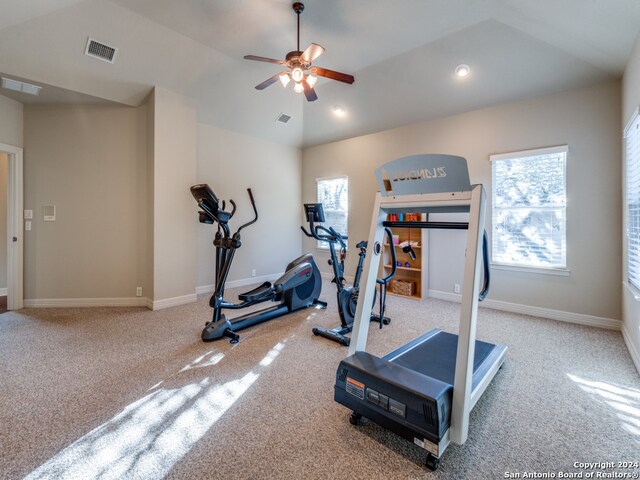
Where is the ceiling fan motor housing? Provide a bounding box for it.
[285,50,309,69]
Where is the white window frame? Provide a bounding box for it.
[490,145,569,274]
[624,108,640,297]
[315,176,348,250]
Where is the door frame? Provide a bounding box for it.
[0,142,23,310]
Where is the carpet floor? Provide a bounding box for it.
[1,282,639,480]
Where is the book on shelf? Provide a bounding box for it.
[386,213,426,222]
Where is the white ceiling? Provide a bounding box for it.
[0,0,639,147]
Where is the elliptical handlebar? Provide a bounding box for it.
[236,188,259,235]
[228,199,237,219]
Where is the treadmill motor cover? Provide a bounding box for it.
[334,329,496,446]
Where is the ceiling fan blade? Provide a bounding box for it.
[301,43,325,63]
[302,78,318,102]
[255,72,283,90]
[310,66,354,84]
[244,55,285,65]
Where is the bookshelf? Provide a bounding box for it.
[382,222,427,301]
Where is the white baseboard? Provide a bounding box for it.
[25,293,196,311]
[0,288,7,296]
[196,284,215,295]
[427,290,462,303]
[151,293,197,311]
[196,273,279,296]
[621,323,640,375]
[24,297,150,308]
[427,289,622,330]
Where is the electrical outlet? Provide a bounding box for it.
[454,283,461,294]
[136,286,142,297]
[252,269,256,277]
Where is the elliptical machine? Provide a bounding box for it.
[191,184,326,343]
[301,203,397,346]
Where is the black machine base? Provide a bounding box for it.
[312,313,391,346]
[203,299,326,343]
[334,329,507,469]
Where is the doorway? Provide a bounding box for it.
[0,142,23,311]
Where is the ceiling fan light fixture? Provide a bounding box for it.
[291,67,304,83]
[243,2,354,101]
[306,74,317,88]
[279,72,291,87]
[455,64,471,78]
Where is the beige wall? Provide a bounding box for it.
[0,153,7,290]
[196,123,302,287]
[23,104,148,300]
[21,88,198,306]
[622,32,640,370]
[303,80,622,320]
[151,88,197,302]
[0,93,23,147]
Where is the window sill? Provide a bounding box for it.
[623,282,640,302]
[491,263,571,276]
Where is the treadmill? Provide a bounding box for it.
[333,154,507,470]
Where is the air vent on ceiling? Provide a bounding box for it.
[276,113,292,124]
[85,37,117,63]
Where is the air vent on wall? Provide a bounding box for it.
[85,37,117,63]
[1,77,41,96]
[276,113,292,124]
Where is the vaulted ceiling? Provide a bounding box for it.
[1,0,639,147]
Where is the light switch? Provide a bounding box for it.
[24,209,33,219]
[43,205,56,221]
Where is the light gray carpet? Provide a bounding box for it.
[1,281,639,480]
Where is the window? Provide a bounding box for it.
[316,176,348,249]
[490,145,567,270]
[625,109,640,291]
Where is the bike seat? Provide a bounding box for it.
[238,282,273,302]
[356,240,368,249]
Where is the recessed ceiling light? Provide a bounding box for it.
[455,64,470,78]
[332,105,346,117]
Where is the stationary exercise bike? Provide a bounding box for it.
[301,203,397,346]
[191,184,326,343]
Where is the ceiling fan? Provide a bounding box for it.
[244,2,354,102]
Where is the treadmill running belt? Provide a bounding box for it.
[385,331,495,386]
